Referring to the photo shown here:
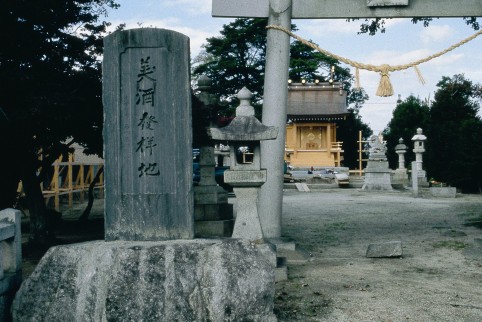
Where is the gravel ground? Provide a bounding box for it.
[21,188,482,321]
[274,188,482,322]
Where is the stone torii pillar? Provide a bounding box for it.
[259,0,292,239]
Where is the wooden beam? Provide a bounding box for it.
[213,0,482,18]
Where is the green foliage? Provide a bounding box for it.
[338,110,373,170]
[426,74,482,192]
[192,18,269,110]
[0,0,119,240]
[383,75,482,192]
[193,19,354,114]
[383,95,430,169]
[289,40,350,83]
[338,88,372,169]
[349,17,479,36]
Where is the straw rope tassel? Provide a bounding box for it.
[376,65,394,97]
[355,67,361,90]
[414,66,426,85]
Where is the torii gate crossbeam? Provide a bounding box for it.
[213,0,482,18]
[212,0,482,240]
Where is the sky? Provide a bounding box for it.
[105,0,482,133]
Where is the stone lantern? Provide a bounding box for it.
[395,138,407,169]
[209,87,278,240]
[411,128,428,186]
[393,138,408,185]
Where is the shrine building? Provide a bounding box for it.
[285,81,349,168]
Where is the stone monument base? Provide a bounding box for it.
[430,187,457,198]
[362,161,393,191]
[12,239,277,322]
[392,169,408,185]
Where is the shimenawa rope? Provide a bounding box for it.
[266,25,482,97]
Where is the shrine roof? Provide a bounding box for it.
[287,82,349,120]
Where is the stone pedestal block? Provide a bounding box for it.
[194,186,229,204]
[194,203,234,221]
[366,241,403,258]
[232,187,264,240]
[195,219,235,238]
[362,161,393,191]
[393,168,408,185]
[430,187,457,198]
[12,240,277,322]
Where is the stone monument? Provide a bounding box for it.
[393,138,409,186]
[12,29,277,322]
[103,28,193,241]
[412,128,428,187]
[362,133,393,191]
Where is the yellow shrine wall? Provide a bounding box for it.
[285,122,343,168]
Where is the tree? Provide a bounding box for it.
[192,19,354,116]
[382,95,430,169]
[289,40,350,82]
[350,17,479,36]
[338,88,373,169]
[0,0,119,245]
[426,74,482,192]
[192,18,269,116]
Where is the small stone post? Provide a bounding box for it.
[411,161,419,197]
[103,28,193,240]
[411,128,428,187]
[210,88,278,241]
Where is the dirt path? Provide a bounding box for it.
[275,189,482,321]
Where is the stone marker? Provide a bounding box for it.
[103,28,193,241]
[366,241,403,258]
[12,239,277,322]
[411,161,419,197]
[430,187,457,198]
